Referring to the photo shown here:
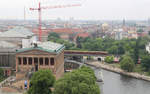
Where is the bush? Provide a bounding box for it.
[0,68,4,82]
[120,56,135,72]
[28,69,55,94]
[53,66,100,94]
[104,56,114,64]
[141,55,150,71]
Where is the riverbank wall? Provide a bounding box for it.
[86,62,150,82]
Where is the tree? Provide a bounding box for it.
[104,56,114,64]
[53,66,100,94]
[137,29,144,32]
[133,38,140,64]
[120,56,135,72]
[64,41,75,50]
[0,68,4,82]
[47,32,76,50]
[117,44,125,55]
[141,55,150,71]
[107,46,118,55]
[28,69,55,94]
[48,32,60,39]
[76,37,84,48]
[148,31,150,36]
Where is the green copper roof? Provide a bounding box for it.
[16,41,65,54]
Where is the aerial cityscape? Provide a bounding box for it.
[0,0,150,94]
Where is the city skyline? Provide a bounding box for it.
[0,0,150,20]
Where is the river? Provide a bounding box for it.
[94,67,150,94]
[1,65,150,94]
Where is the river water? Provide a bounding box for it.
[1,65,150,94]
[95,68,150,94]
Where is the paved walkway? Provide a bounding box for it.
[86,61,150,82]
[0,76,15,88]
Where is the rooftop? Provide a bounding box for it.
[0,26,34,38]
[0,41,18,48]
[16,41,65,54]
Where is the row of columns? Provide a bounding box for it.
[16,57,55,72]
[19,57,54,65]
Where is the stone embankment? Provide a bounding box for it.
[86,62,150,82]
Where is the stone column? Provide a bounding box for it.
[27,57,29,71]
[32,57,34,66]
[21,57,23,66]
[54,58,56,73]
[38,57,40,69]
[27,57,29,65]
[49,58,51,67]
[16,57,18,72]
[32,57,35,71]
[43,57,45,66]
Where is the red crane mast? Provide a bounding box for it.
[30,2,81,41]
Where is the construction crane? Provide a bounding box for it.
[30,2,81,41]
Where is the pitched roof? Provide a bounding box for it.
[16,41,65,54]
[49,28,84,34]
[76,32,90,38]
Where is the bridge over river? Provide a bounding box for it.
[64,50,108,56]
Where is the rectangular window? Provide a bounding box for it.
[34,58,38,65]
[18,57,21,65]
[23,57,27,65]
[39,58,43,65]
[50,58,54,65]
[29,58,32,65]
[45,58,49,65]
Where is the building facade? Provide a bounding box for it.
[0,26,36,46]
[14,42,65,89]
[0,41,19,76]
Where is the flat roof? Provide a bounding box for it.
[0,26,34,38]
[0,41,18,48]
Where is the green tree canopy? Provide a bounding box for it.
[120,55,135,72]
[47,32,75,50]
[53,66,100,94]
[28,69,55,94]
[141,55,150,71]
[0,68,4,82]
[137,29,144,32]
[48,32,60,41]
[107,46,118,55]
[104,56,114,64]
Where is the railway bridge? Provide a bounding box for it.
[64,50,109,62]
[64,50,109,71]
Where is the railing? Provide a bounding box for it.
[64,50,108,56]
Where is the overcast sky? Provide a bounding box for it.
[0,0,150,20]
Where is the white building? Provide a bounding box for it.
[146,42,150,53]
[0,26,37,47]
